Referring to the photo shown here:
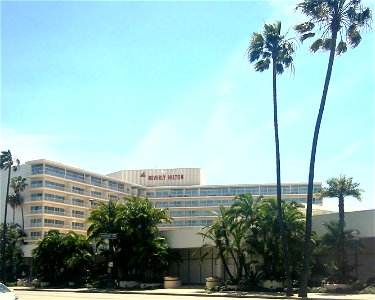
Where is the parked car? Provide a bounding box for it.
[0,283,19,300]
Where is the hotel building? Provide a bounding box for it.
[2,159,374,283]
[1,159,324,245]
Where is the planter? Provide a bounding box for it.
[40,281,50,288]
[164,276,181,289]
[140,282,162,289]
[262,280,283,290]
[118,280,140,288]
[17,279,25,286]
[324,284,350,291]
[206,277,222,289]
[226,284,238,290]
[68,281,75,287]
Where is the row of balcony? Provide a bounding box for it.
[28,209,88,218]
[27,223,88,230]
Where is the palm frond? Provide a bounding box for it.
[254,58,270,72]
[310,38,323,52]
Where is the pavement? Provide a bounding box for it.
[12,286,375,300]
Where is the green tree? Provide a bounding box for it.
[319,221,363,283]
[87,200,123,285]
[200,195,306,289]
[61,231,93,283]
[0,150,20,282]
[117,196,172,281]
[32,230,93,284]
[32,230,65,282]
[294,1,372,296]
[247,22,295,295]
[10,176,28,231]
[317,176,362,281]
[0,223,23,282]
[7,194,19,224]
[87,196,172,282]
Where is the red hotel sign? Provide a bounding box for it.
[140,172,184,181]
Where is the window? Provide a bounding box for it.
[31,193,43,201]
[72,210,84,218]
[45,193,65,203]
[31,218,42,224]
[91,190,101,197]
[31,180,43,188]
[91,176,102,187]
[66,170,84,182]
[72,186,85,194]
[31,164,43,175]
[45,180,65,190]
[72,198,85,206]
[31,206,42,213]
[184,189,199,197]
[45,164,65,178]
[72,222,84,228]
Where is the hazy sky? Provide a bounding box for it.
[2,0,374,211]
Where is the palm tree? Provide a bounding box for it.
[7,194,19,224]
[10,176,28,231]
[247,21,295,296]
[294,1,371,296]
[0,150,20,281]
[318,175,362,281]
[319,220,363,282]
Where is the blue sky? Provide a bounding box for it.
[1,0,374,211]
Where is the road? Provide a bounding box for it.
[14,288,375,300]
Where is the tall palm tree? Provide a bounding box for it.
[294,1,371,296]
[318,175,362,281]
[10,176,28,232]
[247,21,295,296]
[7,194,19,224]
[0,150,20,281]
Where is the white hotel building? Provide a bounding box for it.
[0,159,324,245]
[2,159,375,283]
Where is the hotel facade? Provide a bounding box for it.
[1,159,324,245]
[1,159,374,283]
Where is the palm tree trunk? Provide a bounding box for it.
[13,207,15,224]
[299,32,338,298]
[21,203,25,234]
[1,167,11,282]
[272,56,293,296]
[338,194,346,280]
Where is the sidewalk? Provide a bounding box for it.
[12,286,375,299]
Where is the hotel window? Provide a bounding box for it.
[31,180,43,188]
[118,184,125,192]
[313,185,321,193]
[72,198,85,206]
[66,170,84,182]
[45,180,65,190]
[72,186,85,194]
[72,210,84,218]
[31,193,43,201]
[229,187,245,195]
[45,193,65,203]
[72,222,84,229]
[31,232,42,239]
[170,189,184,197]
[91,176,102,187]
[155,190,169,198]
[31,206,42,212]
[184,189,199,197]
[45,165,65,178]
[298,186,308,194]
[32,164,43,175]
[31,218,42,224]
[91,190,102,197]
[282,186,291,194]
